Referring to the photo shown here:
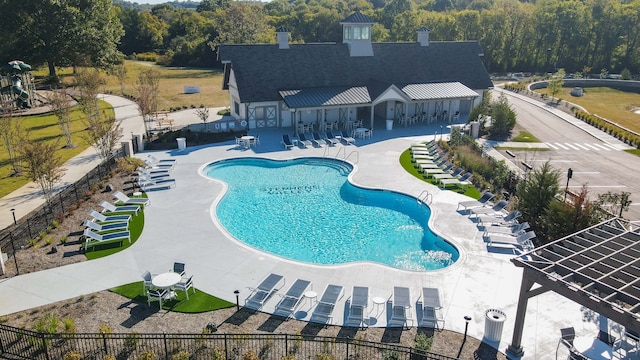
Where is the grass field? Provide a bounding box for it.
[0,101,114,198]
[536,87,640,133]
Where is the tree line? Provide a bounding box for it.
[0,0,638,81]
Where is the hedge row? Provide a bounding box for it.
[573,110,640,148]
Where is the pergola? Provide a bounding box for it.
[506,218,640,357]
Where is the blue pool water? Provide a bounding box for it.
[203,158,459,271]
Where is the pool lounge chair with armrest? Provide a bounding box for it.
[138,177,176,191]
[245,273,285,310]
[468,200,508,218]
[440,172,473,189]
[417,159,448,172]
[487,230,536,251]
[324,131,340,146]
[347,286,369,329]
[432,168,464,180]
[340,130,356,145]
[457,191,495,213]
[297,133,313,148]
[89,210,131,223]
[114,191,150,206]
[310,284,344,325]
[99,200,140,214]
[83,219,129,233]
[147,155,176,167]
[477,211,521,228]
[483,222,530,237]
[423,164,454,178]
[420,287,444,329]
[144,159,174,171]
[136,166,171,177]
[312,132,327,146]
[390,286,412,329]
[281,134,295,149]
[83,229,131,250]
[273,279,312,319]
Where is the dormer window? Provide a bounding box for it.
[343,25,370,40]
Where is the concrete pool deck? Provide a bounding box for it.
[0,123,610,359]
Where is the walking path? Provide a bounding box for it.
[0,92,633,359]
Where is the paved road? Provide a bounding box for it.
[494,89,640,221]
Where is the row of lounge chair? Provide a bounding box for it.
[282,131,356,149]
[243,274,445,330]
[457,191,536,252]
[136,156,178,191]
[411,141,473,190]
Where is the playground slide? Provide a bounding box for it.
[0,75,30,109]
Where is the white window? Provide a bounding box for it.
[344,26,351,40]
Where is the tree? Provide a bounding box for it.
[468,90,491,123]
[210,4,274,45]
[594,191,632,218]
[75,68,104,123]
[83,111,122,161]
[195,106,210,132]
[107,63,128,95]
[620,68,632,80]
[515,161,560,238]
[0,109,24,175]
[20,138,66,204]
[547,69,565,100]
[488,94,516,139]
[134,69,160,139]
[0,0,123,81]
[47,89,74,148]
[543,185,595,242]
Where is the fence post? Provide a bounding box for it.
[285,334,288,355]
[163,332,168,360]
[41,332,50,360]
[9,232,19,275]
[73,183,78,202]
[346,338,349,359]
[58,193,64,214]
[102,332,108,355]
[27,218,32,239]
[224,334,228,359]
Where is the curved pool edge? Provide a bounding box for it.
[198,155,465,274]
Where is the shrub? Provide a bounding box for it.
[104,356,116,360]
[63,317,76,336]
[242,350,259,360]
[211,348,225,360]
[414,332,433,353]
[63,351,83,360]
[99,323,113,336]
[171,351,191,360]
[138,350,156,360]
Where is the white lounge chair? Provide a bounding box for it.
[440,172,473,189]
[83,228,130,250]
[89,210,131,223]
[420,287,444,329]
[136,167,172,180]
[432,168,464,180]
[477,210,521,228]
[147,155,176,168]
[483,222,530,237]
[114,191,150,206]
[347,286,369,328]
[245,273,285,310]
[83,219,129,233]
[487,230,536,251]
[138,176,176,191]
[457,191,495,213]
[99,200,140,214]
[389,286,412,328]
[340,130,356,145]
[298,133,313,148]
[417,159,448,172]
[323,131,340,146]
[423,164,454,178]
[281,134,294,149]
[310,284,344,325]
[469,200,508,218]
[273,279,312,319]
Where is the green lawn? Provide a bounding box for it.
[84,208,145,259]
[536,86,640,133]
[111,281,235,313]
[511,131,540,143]
[0,100,114,198]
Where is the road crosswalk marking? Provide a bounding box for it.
[544,142,622,151]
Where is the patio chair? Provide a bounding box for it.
[142,271,155,292]
[456,191,495,213]
[281,134,294,149]
[273,279,312,319]
[324,131,340,146]
[468,200,509,218]
[312,132,327,146]
[114,191,150,206]
[347,286,369,329]
[83,219,129,233]
[147,288,170,308]
[245,273,285,310]
[340,130,356,145]
[298,133,313,148]
[99,200,141,214]
[621,328,640,354]
[174,275,195,300]
[486,230,536,251]
[420,287,444,329]
[83,229,130,250]
[172,262,186,276]
[310,284,344,325]
[88,210,131,223]
[440,172,473,189]
[390,287,412,329]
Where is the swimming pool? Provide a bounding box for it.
[203,157,459,271]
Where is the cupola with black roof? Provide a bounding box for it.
[340,11,374,57]
[276,25,290,49]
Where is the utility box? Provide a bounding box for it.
[470,121,480,138]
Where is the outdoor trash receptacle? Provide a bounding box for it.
[177,137,186,151]
[484,309,507,342]
[386,119,394,130]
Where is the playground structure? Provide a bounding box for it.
[0,60,35,112]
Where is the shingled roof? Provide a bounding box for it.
[218,41,492,104]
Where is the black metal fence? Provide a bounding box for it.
[0,324,458,360]
[0,150,124,276]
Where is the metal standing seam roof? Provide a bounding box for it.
[399,82,480,101]
[512,218,640,330]
[279,86,371,108]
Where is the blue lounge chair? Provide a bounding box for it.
[312,132,327,146]
[83,219,129,233]
[310,284,344,325]
[298,133,312,148]
[83,229,130,250]
[114,191,150,206]
[99,200,140,214]
[245,273,285,310]
[89,210,131,223]
[324,131,340,146]
[281,134,294,149]
[273,279,312,319]
[340,130,356,145]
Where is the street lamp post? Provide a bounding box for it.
[440,125,443,141]
[463,315,472,340]
[234,290,240,311]
[10,208,16,225]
